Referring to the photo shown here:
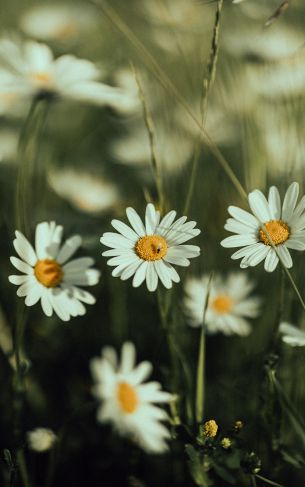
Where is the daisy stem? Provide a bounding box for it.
[255,474,285,487]
[262,225,305,312]
[195,273,213,423]
[184,0,223,215]
[15,98,50,238]
[157,289,194,423]
[92,0,247,201]
[131,63,165,213]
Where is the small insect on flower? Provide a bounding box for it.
[100,203,201,292]
[27,428,57,452]
[184,272,261,336]
[90,341,173,453]
[9,221,100,321]
[221,182,305,272]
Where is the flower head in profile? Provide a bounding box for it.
[221,182,305,272]
[184,272,260,336]
[49,168,120,215]
[27,428,57,452]
[100,203,201,292]
[279,322,305,347]
[9,221,100,321]
[20,4,96,43]
[0,39,131,108]
[90,341,173,453]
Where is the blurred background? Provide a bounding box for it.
[0,0,305,485]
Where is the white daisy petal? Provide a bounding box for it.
[25,283,43,306]
[120,259,142,281]
[145,203,159,234]
[132,261,149,288]
[228,206,259,228]
[285,239,305,251]
[41,289,53,317]
[56,235,82,264]
[248,190,272,222]
[264,249,279,272]
[268,186,281,220]
[154,260,172,289]
[8,275,30,285]
[282,182,299,222]
[120,342,136,374]
[277,245,293,268]
[146,263,158,292]
[101,232,133,249]
[10,256,34,274]
[126,207,146,236]
[14,231,37,266]
[221,234,257,248]
[62,257,95,272]
[111,219,138,241]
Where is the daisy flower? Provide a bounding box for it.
[279,322,305,347]
[49,168,120,215]
[27,428,57,452]
[9,221,100,321]
[221,182,305,272]
[184,272,260,336]
[100,203,201,292]
[90,341,173,453]
[0,39,132,108]
[20,4,96,43]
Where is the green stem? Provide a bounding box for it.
[157,289,194,424]
[255,474,285,487]
[15,98,50,237]
[132,64,164,213]
[195,326,205,423]
[195,273,213,423]
[184,0,224,214]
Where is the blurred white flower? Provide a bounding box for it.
[224,25,303,62]
[91,341,173,453]
[100,203,200,292]
[279,322,305,347]
[27,428,57,452]
[111,123,194,174]
[184,272,260,336]
[112,68,141,115]
[0,39,132,108]
[221,182,305,272]
[9,221,100,321]
[20,4,97,43]
[49,168,120,215]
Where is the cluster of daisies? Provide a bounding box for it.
[8,182,305,453]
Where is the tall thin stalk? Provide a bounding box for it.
[184,0,224,214]
[12,97,50,487]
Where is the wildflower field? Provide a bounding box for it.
[1,0,305,486]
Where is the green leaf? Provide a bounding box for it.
[185,445,212,487]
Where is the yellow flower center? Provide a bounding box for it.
[117,382,138,414]
[211,294,233,314]
[55,22,78,40]
[202,419,218,438]
[30,72,52,86]
[34,259,63,288]
[259,219,290,246]
[135,235,168,261]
